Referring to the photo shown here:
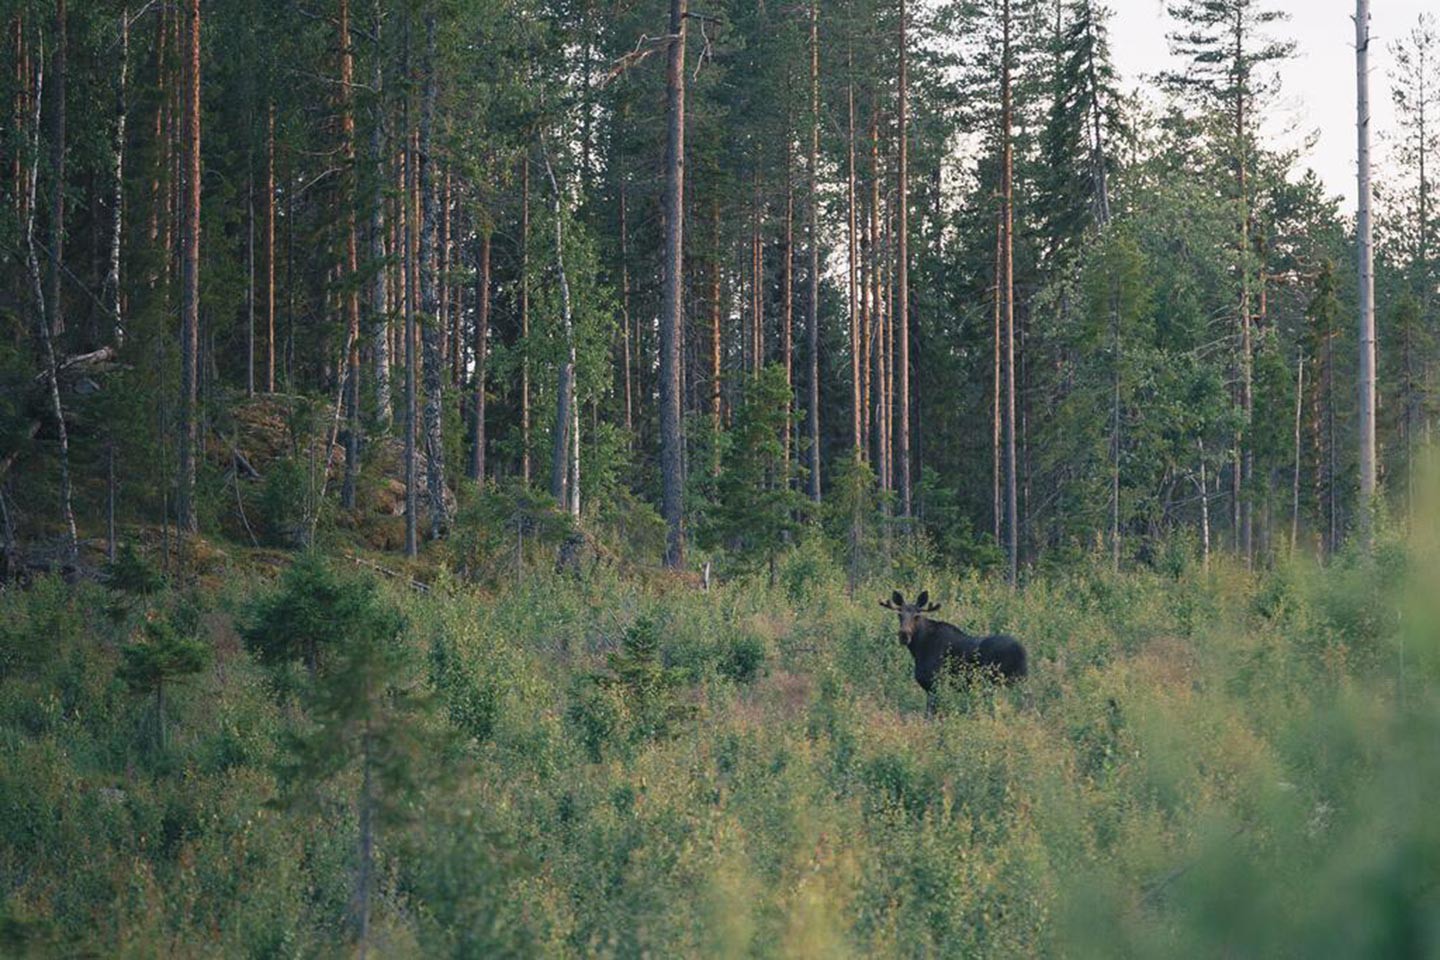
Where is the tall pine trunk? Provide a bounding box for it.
[178,0,200,535]
[661,0,688,564]
[369,0,391,432]
[266,104,276,393]
[47,0,65,338]
[341,0,363,510]
[420,10,447,538]
[469,230,490,482]
[806,0,821,503]
[896,0,912,517]
[1002,0,1018,584]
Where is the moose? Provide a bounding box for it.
[880,590,1027,715]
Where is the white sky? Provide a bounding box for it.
[1104,0,1433,209]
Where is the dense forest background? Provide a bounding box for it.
[2,1,1440,956]
[1,0,1434,575]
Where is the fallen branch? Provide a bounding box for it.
[344,553,429,593]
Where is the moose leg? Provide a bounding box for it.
[925,688,937,719]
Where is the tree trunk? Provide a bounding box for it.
[520,155,532,485]
[23,48,77,563]
[784,147,795,468]
[266,104,276,393]
[420,11,447,539]
[992,205,1002,543]
[106,8,130,350]
[1002,0,1018,584]
[847,68,861,457]
[897,0,912,517]
[1356,0,1378,544]
[807,0,822,503]
[661,0,688,565]
[710,201,723,456]
[369,0,391,432]
[47,0,66,339]
[1197,438,1211,570]
[620,176,634,438]
[403,16,418,557]
[1291,347,1304,555]
[341,0,363,511]
[178,0,200,536]
[469,230,490,482]
[543,147,579,518]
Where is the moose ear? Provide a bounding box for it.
[891,590,905,607]
[915,591,929,607]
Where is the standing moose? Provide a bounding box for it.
[880,590,1027,715]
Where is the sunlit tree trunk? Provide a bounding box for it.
[1356,0,1378,543]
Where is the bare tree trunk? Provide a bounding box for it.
[806,0,822,503]
[443,170,455,386]
[1291,347,1304,556]
[1111,287,1121,572]
[710,201,722,456]
[246,175,255,396]
[661,0,689,564]
[784,140,795,469]
[24,48,77,563]
[178,0,200,536]
[1002,0,1018,584]
[469,229,490,482]
[47,0,66,338]
[520,155,532,485]
[992,206,1002,543]
[369,0,391,432]
[266,104,276,393]
[1356,0,1378,544]
[420,10,447,539]
[620,177,634,438]
[403,17,418,557]
[897,0,912,517]
[847,67,861,457]
[1198,438,1211,570]
[106,8,130,350]
[542,147,579,518]
[341,0,363,511]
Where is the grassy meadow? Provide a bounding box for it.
[2,516,1439,958]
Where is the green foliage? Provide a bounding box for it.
[240,552,378,683]
[106,542,166,596]
[116,609,209,749]
[4,523,1440,954]
[567,616,696,762]
[450,480,574,584]
[702,366,810,582]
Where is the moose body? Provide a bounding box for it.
[881,591,1027,715]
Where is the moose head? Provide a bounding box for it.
[879,590,941,647]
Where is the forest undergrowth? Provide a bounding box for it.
[2,508,1438,958]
